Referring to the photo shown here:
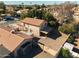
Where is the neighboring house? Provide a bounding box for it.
[38,32,69,57]
[0,16,3,21]
[0,9,4,13]
[21,18,49,37]
[16,10,21,15]
[16,9,29,14]
[6,5,15,14]
[0,17,70,58]
[63,42,79,57]
[72,6,79,23]
[0,26,33,57]
[8,18,52,37]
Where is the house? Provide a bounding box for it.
[72,6,79,23]
[20,18,51,37]
[0,16,3,21]
[0,26,33,57]
[0,9,4,12]
[37,32,69,57]
[7,18,52,37]
[16,9,29,14]
[6,5,15,13]
[63,42,79,57]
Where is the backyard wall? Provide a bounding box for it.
[38,43,57,57]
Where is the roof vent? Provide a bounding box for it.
[10,29,16,34]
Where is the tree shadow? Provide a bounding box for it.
[4,37,42,58]
[23,44,43,58]
[47,28,61,40]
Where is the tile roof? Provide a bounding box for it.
[0,45,10,57]
[0,26,33,52]
[22,18,45,27]
[39,32,69,52]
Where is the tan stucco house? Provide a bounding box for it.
[9,18,52,37]
[20,18,48,37]
[72,6,79,23]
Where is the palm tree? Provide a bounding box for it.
[21,2,24,9]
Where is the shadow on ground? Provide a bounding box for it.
[5,44,43,58]
[47,28,61,39]
[22,44,43,58]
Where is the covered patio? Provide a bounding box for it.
[40,25,52,37]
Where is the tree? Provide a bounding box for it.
[43,12,57,27]
[43,12,55,21]
[26,8,58,27]
[67,35,75,44]
[25,6,32,10]
[34,4,41,9]
[21,2,24,9]
[20,12,27,19]
[41,4,46,8]
[58,23,76,34]
[0,1,5,8]
[0,1,6,14]
[26,8,44,18]
[59,48,72,58]
[18,2,24,9]
[26,9,36,18]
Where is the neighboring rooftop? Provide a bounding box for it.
[38,32,69,54]
[0,45,10,58]
[22,18,46,27]
[0,26,33,52]
[63,42,74,51]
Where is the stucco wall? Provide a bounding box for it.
[73,15,79,23]
[38,43,57,57]
[44,46,57,57]
[25,24,40,37]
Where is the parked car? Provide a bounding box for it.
[4,16,14,21]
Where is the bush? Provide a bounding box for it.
[67,35,75,44]
[20,13,27,19]
[58,23,76,34]
[26,8,57,27]
[59,48,72,58]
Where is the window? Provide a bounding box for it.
[72,47,79,53]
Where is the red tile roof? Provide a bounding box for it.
[22,18,46,27]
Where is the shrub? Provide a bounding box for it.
[59,48,72,58]
[67,35,75,44]
[58,23,76,34]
